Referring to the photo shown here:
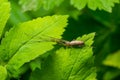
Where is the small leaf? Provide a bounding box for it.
[103,50,120,69]
[0,0,10,38]
[0,15,68,77]
[0,65,7,80]
[30,33,96,80]
[70,0,119,12]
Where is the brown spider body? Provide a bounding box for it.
[64,40,84,47]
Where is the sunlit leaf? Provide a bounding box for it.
[70,0,119,12]
[0,15,68,77]
[30,33,96,80]
[0,0,10,38]
[0,66,7,80]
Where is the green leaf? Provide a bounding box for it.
[103,70,120,80]
[0,0,10,38]
[30,33,96,80]
[0,15,68,77]
[103,50,120,69]
[29,58,42,71]
[19,0,64,11]
[0,65,7,80]
[70,0,119,12]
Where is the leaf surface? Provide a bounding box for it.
[0,0,10,38]
[70,0,119,12]
[103,50,120,69]
[0,15,68,77]
[30,33,96,80]
[0,66,7,80]
[103,70,120,80]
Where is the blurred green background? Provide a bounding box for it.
[6,0,120,80]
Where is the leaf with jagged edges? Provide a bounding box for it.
[70,0,119,12]
[19,0,64,11]
[0,0,10,38]
[0,15,68,78]
[29,33,97,80]
[103,50,120,69]
[0,66,7,80]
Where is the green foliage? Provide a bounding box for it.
[70,0,119,12]
[19,0,119,13]
[19,0,64,11]
[29,33,96,80]
[0,66,7,80]
[0,0,120,80]
[103,50,120,69]
[0,15,68,78]
[0,0,10,38]
[102,50,120,80]
[9,0,31,26]
[29,58,42,71]
[103,70,120,80]
[19,0,41,11]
